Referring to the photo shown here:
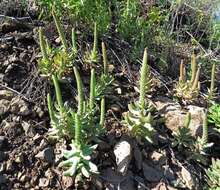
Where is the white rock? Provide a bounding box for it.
[114,140,131,175]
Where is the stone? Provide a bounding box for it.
[102,168,135,190]
[153,97,205,137]
[0,90,14,100]
[10,97,30,116]
[114,140,131,175]
[35,147,54,163]
[39,177,49,187]
[181,166,198,190]
[142,163,163,182]
[0,99,10,115]
[0,174,7,184]
[134,176,146,190]
[0,151,7,162]
[149,151,166,167]
[22,121,36,137]
[61,176,74,189]
[133,144,142,170]
[0,136,7,149]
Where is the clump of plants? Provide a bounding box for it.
[172,112,213,164]
[47,65,108,179]
[38,10,77,78]
[174,54,200,101]
[205,158,220,190]
[84,23,98,64]
[208,103,220,133]
[123,48,156,143]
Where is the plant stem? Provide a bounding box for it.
[71,28,77,54]
[52,9,68,53]
[202,113,208,145]
[209,63,216,99]
[92,22,97,56]
[191,67,200,91]
[139,48,149,109]
[75,114,81,147]
[179,60,185,82]
[52,75,64,110]
[47,93,55,122]
[102,42,107,74]
[190,53,197,84]
[184,112,191,128]
[73,67,84,115]
[39,27,49,61]
[89,69,96,110]
[99,97,105,127]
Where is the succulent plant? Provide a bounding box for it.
[208,103,220,133]
[47,75,74,139]
[172,112,213,164]
[85,22,98,63]
[123,48,155,143]
[206,158,220,190]
[207,63,217,101]
[172,112,194,150]
[175,54,200,101]
[95,42,114,99]
[59,114,99,177]
[38,9,77,78]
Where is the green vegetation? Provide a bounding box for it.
[208,104,220,133]
[35,0,220,187]
[206,158,220,190]
[123,48,155,143]
[175,54,200,101]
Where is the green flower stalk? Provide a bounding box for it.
[75,114,81,147]
[39,27,49,61]
[89,69,96,110]
[190,53,197,84]
[139,48,149,109]
[209,63,216,100]
[202,113,208,145]
[52,75,64,110]
[99,97,105,128]
[52,9,68,53]
[89,22,98,63]
[184,112,191,128]
[179,60,186,82]
[191,67,200,91]
[71,28,77,54]
[102,42,107,75]
[47,93,55,122]
[74,67,84,116]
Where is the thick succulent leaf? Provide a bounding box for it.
[63,157,79,176]
[81,166,90,178]
[88,161,98,173]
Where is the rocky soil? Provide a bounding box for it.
[0,3,220,190]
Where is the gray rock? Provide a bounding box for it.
[0,90,14,100]
[142,163,163,182]
[39,177,49,187]
[22,121,35,137]
[0,174,7,184]
[153,97,205,137]
[133,144,142,170]
[0,99,10,115]
[10,97,30,116]
[102,168,135,190]
[0,151,7,162]
[134,176,146,190]
[149,151,166,167]
[35,147,54,163]
[0,136,7,149]
[114,140,132,175]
